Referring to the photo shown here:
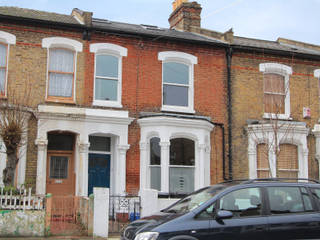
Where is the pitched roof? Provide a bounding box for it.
[0,6,80,25]
[92,18,227,45]
[233,36,320,56]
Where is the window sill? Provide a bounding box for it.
[93,100,122,108]
[263,113,292,120]
[46,98,75,105]
[161,105,195,114]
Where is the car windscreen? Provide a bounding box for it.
[162,185,226,214]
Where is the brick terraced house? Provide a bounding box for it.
[0,1,228,200]
[0,0,319,205]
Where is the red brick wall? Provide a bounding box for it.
[86,33,228,192]
[0,20,228,193]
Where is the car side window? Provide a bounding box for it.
[197,202,216,219]
[267,186,313,214]
[218,188,262,218]
[310,188,320,210]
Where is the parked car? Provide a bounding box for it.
[121,178,320,240]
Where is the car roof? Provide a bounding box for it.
[214,178,320,191]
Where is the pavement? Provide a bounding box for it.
[0,236,120,240]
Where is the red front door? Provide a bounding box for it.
[46,152,75,196]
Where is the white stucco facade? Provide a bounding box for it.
[138,115,214,193]
[248,121,309,179]
[35,105,133,196]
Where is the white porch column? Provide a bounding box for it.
[117,144,130,196]
[248,136,257,179]
[79,142,90,196]
[35,139,48,195]
[269,146,277,178]
[314,129,320,179]
[159,141,170,193]
[300,147,309,178]
[198,143,206,189]
[139,142,148,190]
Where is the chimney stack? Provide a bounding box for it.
[169,0,202,32]
[71,8,93,26]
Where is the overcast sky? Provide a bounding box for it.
[0,0,319,45]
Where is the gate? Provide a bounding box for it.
[109,195,141,234]
[48,196,89,236]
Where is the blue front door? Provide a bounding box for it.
[88,153,110,196]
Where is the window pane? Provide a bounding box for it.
[257,143,270,178]
[169,167,194,194]
[264,73,285,94]
[150,166,161,191]
[170,138,194,166]
[220,188,262,217]
[277,144,298,178]
[150,137,160,165]
[95,78,118,101]
[0,69,5,93]
[264,93,285,114]
[163,62,189,85]
[49,73,73,97]
[89,136,111,152]
[301,187,313,211]
[50,156,68,179]
[163,84,188,107]
[0,44,6,67]
[267,187,304,214]
[311,188,320,209]
[48,133,74,151]
[49,49,74,73]
[96,55,118,78]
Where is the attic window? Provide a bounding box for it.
[140,24,165,31]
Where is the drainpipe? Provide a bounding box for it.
[226,47,233,180]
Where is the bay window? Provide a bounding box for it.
[139,116,214,195]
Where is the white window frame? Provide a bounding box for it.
[42,37,83,102]
[0,31,16,98]
[248,122,308,179]
[158,51,197,114]
[259,63,292,120]
[138,116,213,194]
[90,43,127,108]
